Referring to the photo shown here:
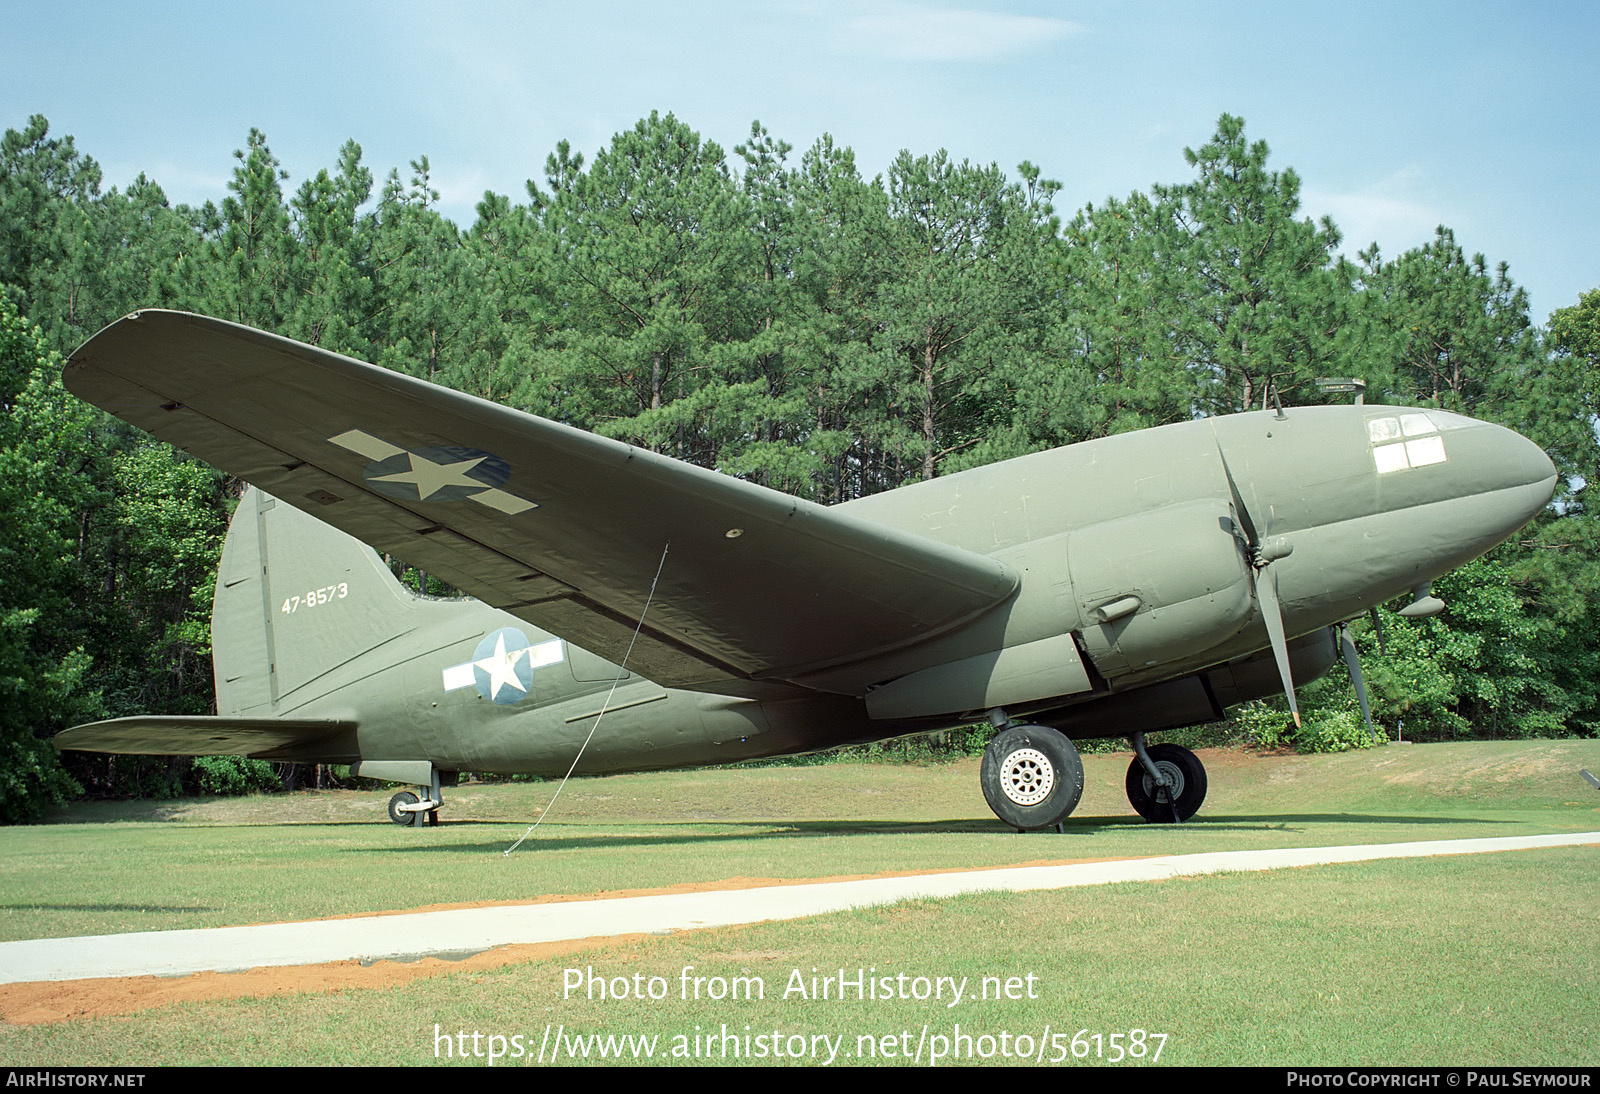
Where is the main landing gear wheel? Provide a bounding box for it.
[388,790,421,827]
[1125,743,1207,823]
[981,725,1084,831]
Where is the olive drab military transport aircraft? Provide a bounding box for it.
[53,311,1558,830]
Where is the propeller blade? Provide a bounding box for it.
[1255,563,1300,727]
[1368,607,1387,655]
[1337,623,1375,733]
[1217,444,1261,547]
[1217,443,1298,725]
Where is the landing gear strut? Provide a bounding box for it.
[980,711,1084,831]
[1125,733,1207,822]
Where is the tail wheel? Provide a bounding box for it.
[1125,743,1207,822]
[981,725,1084,831]
[387,790,421,826]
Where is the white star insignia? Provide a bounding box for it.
[475,632,529,701]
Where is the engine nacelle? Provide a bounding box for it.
[1067,499,1255,678]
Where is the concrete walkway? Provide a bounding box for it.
[3,831,1595,984]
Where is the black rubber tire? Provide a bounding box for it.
[1125,743,1207,822]
[980,725,1084,831]
[388,790,421,826]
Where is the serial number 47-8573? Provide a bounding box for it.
[281,583,349,614]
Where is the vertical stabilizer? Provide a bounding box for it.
[211,488,420,714]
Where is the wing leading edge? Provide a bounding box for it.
[66,311,1018,695]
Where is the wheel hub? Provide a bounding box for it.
[1142,760,1185,801]
[1000,747,1055,806]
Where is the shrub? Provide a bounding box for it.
[1231,701,1296,749]
[191,756,280,796]
[1294,708,1384,754]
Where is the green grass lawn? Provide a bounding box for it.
[4,739,1598,1066]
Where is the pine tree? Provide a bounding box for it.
[1151,114,1345,414]
[524,112,758,464]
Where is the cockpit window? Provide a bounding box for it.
[1424,410,1475,431]
[1401,413,1436,437]
[1367,413,1450,474]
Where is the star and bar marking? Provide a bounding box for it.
[442,627,565,705]
[328,429,538,514]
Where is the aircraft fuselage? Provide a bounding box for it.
[255,403,1554,776]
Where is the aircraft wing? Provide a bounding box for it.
[66,311,1018,695]
[51,716,359,763]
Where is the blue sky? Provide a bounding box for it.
[7,0,1597,321]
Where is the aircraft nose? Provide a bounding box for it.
[1454,413,1557,527]
[1377,410,1557,549]
[1503,425,1558,515]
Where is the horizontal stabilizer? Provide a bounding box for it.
[51,716,359,763]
